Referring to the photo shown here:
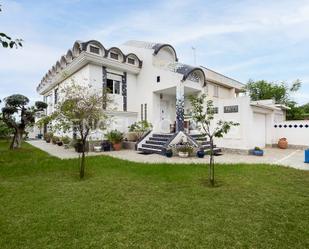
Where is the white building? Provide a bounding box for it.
[36,40,287,153]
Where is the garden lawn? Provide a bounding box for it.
[0,140,309,249]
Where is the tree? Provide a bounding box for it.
[189,94,239,186]
[1,94,47,149]
[0,114,13,138]
[53,82,111,179]
[245,79,302,120]
[0,5,23,48]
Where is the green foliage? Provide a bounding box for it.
[0,5,23,49]
[61,136,71,145]
[176,143,194,154]
[43,132,53,141]
[189,94,239,186]
[245,79,301,104]
[106,130,123,144]
[1,94,47,149]
[0,116,13,138]
[128,120,152,140]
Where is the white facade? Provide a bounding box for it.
[36,40,287,150]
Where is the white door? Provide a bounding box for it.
[253,113,266,148]
[160,100,170,133]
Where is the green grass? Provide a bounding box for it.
[0,140,309,249]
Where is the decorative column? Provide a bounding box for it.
[176,82,185,132]
[102,66,107,110]
[122,72,127,111]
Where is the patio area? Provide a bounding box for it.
[27,140,309,170]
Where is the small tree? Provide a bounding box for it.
[1,94,47,149]
[53,82,111,179]
[0,114,13,139]
[189,94,239,186]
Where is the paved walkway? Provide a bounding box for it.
[27,140,309,170]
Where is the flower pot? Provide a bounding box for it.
[94,146,102,152]
[57,141,63,146]
[113,143,122,151]
[197,150,205,158]
[178,152,189,158]
[253,150,264,156]
[278,138,288,149]
[305,149,309,163]
[165,150,173,158]
[46,139,51,143]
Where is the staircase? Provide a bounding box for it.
[138,133,221,155]
[186,134,222,155]
[138,133,174,155]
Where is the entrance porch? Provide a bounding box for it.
[153,85,201,134]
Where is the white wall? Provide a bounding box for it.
[272,120,309,147]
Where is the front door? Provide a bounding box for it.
[160,100,170,133]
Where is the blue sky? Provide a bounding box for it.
[1,0,309,105]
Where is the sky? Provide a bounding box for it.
[1,0,309,105]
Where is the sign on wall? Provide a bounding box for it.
[224,105,238,113]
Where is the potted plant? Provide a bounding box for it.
[252,146,264,156]
[73,139,89,153]
[165,148,173,158]
[106,130,123,151]
[51,136,60,145]
[197,148,205,158]
[278,137,288,149]
[61,136,71,149]
[177,143,194,158]
[44,132,53,143]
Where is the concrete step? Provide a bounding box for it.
[149,137,169,142]
[138,148,164,155]
[142,144,164,150]
[152,133,174,138]
[146,140,166,146]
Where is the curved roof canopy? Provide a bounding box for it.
[168,63,206,86]
[152,43,178,61]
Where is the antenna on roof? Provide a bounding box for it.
[192,46,197,65]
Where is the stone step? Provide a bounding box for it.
[149,137,169,142]
[146,140,166,146]
[142,144,164,150]
[138,148,164,155]
[152,133,174,138]
[204,147,221,155]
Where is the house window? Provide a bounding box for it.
[106,78,121,95]
[213,85,219,97]
[89,45,100,54]
[157,76,160,83]
[110,52,119,60]
[128,58,135,65]
[54,89,58,104]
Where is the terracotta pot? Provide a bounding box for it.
[278,138,288,149]
[113,143,122,151]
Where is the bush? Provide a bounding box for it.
[106,130,123,144]
[52,136,60,144]
[44,132,53,142]
[61,136,71,145]
[176,143,194,154]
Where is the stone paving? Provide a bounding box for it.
[27,140,309,170]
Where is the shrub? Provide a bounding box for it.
[52,136,60,144]
[44,132,53,142]
[176,143,194,154]
[61,136,71,145]
[106,130,123,144]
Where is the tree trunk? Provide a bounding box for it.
[80,143,86,179]
[209,137,215,186]
[10,129,23,150]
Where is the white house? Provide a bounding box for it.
[36,40,288,153]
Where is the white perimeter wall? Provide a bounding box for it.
[272,120,309,147]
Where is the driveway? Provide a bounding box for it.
[27,140,309,170]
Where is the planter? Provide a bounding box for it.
[253,149,264,156]
[57,141,63,146]
[197,150,205,158]
[178,152,189,158]
[113,143,122,151]
[165,150,173,158]
[278,138,288,149]
[93,146,102,152]
[101,141,111,151]
[305,149,309,163]
[46,139,51,143]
